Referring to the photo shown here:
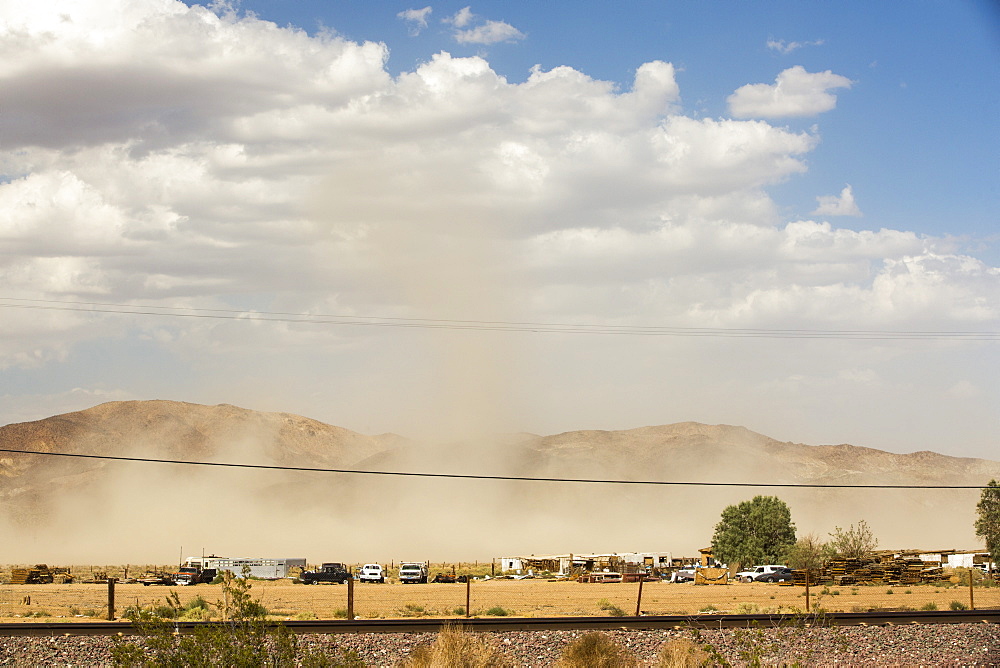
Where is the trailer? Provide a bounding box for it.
[183,556,306,580]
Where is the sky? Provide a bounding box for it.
[1,0,998,460]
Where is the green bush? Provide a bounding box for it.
[484,606,513,617]
[921,602,938,610]
[111,567,362,667]
[597,598,627,617]
[950,600,967,610]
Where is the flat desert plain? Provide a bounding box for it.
[1,580,996,622]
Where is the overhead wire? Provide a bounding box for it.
[0,448,992,489]
[1,297,997,340]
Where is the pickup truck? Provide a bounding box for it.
[358,564,384,583]
[300,562,352,585]
[172,566,217,585]
[735,564,786,583]
[398,562,428,584]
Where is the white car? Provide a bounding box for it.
[358,564,384,583]
[735,564,786,583]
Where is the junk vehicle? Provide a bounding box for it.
[300,563,352,585]
[172,566,217,585]
[358,564,384,583]
[398,562,428,584]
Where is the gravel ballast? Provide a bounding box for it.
[0,624,998,666]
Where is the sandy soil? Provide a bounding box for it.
[0,579,996,622]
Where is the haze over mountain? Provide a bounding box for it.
[1,401,995,563]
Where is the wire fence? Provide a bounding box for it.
[0,567,997,622]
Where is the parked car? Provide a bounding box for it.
[358,564,384,583]
[735,565,786,583]
[398,562,428,584]
[300,562,352,585]
[672,566,698,582]
[755,567,793,583]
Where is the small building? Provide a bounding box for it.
[184,556,306,579]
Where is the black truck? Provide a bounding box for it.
[300,562,351,584]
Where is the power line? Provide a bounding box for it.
[0,448,992,489]
[1,297,996,341]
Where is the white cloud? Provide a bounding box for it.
[397,6,432,35]
[813,184,862,217]
[443,6,524,45]
[444,6,475,28]
[766,38,825,55]
[453,20,525,45]
[0,0,997,459]
[728,65,853,118]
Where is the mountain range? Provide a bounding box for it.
[0,400,994,563]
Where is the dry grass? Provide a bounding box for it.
[657,637,711,667]
[400,625,513,668]
[0,578,997,622]
[554,632,639,667]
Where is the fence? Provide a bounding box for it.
[0,567,997,622]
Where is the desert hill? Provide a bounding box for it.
[0,401,995,562]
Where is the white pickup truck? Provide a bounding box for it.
[398,562,428,584]
[358,564,384,583]
[735,564,786,583]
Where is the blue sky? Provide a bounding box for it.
[230,0,1000,244]
[1,0,998,462]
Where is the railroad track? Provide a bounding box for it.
[0,609,996,636]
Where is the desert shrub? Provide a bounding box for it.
[950,600,967,610]
[484,606,513,617]
[401,625,512,667]
[400,603,426,617]
[452,606,466,616]
[110,566,361,667]
[555,632,639,668]
[921,602,938,610]
[735,602,760,614]
[658,637,711,667]
[597,598,627,617]
[698,605,718,613]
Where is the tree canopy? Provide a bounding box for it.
[829,520,878,560]
[975,480,1000,566]
[710,495,796,568]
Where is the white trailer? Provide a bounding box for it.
[184,556,306,579]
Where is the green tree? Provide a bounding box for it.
[829,519,878,560]
[975,480,1000,569]
[783,533,835,570]
[710,495,796,568]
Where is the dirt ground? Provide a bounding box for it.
[0,579,996,622]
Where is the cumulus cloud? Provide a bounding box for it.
[397,6,432,35]
[728,65,853,118]
[767,38,825,54]
[0,0,997,458]
[813,184,862,217]
[443,6,524,44]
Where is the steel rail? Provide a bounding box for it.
[0,610,996,637]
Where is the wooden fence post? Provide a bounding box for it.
[635,577,644,616]
[969,569,975,610]
[465,577,471,618]
[804,569,810,613]
[347,575,355,620]
[107,578,116,621]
